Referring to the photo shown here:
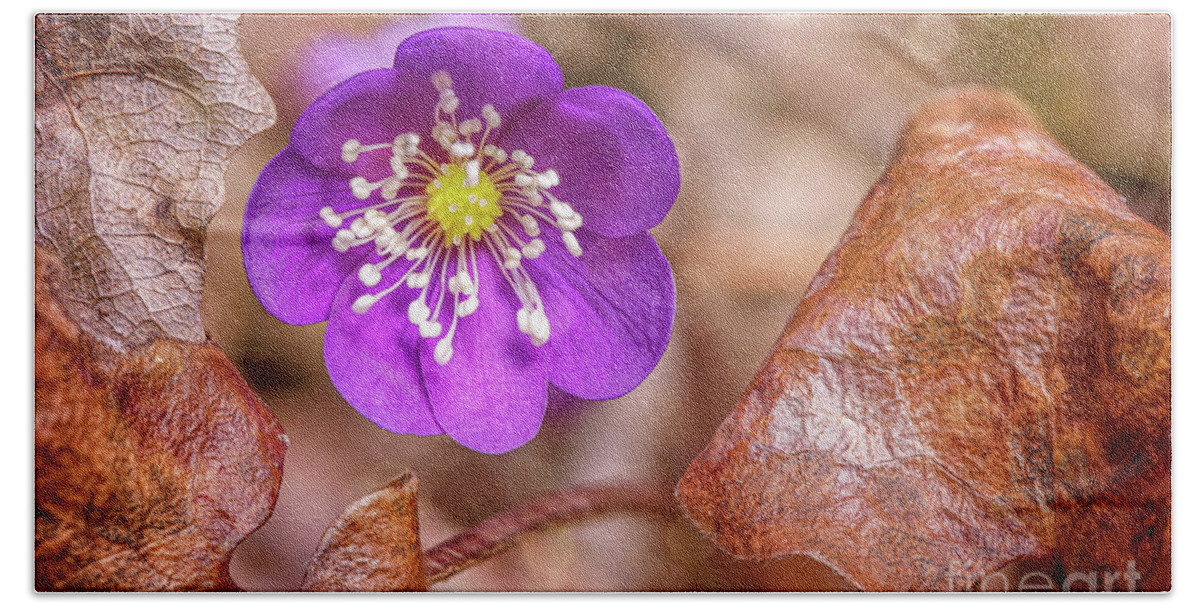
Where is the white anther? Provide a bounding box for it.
[562,232,583,257]
[485,224,499,233]
[536,170,560,189]
[454,270,474,295]
[449,142,475,158]
[341,139,361,163]
[431,71,453,91]
[405,247,428,261]
[529,308,550,346]
[375,227,401,252]
[491,147,507,163]
[463,159,481,187]
[320,206,343,228]
[408,299,430,324]
[364,209,388,228]
[421,320,443,339]
[549,199,574,219]
[406,272,431,289]
[439,92,460,114]
[358,263,382,286]
[512,150,535,169]
[557,212,583,232]
[350,177,374,200]
[434,335,454,365]
[482,104,501,128]
[381,178,401,200]
[351,294,378,314]
[350,217,373,239]
[516,307,531,334]
[514,173,534,187]
[522,238,545,259]
[333,229,356,252]
[459,118,482,136]
[520,214,541,237]
[456,296,479,317]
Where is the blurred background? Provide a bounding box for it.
[204,14,1170,591]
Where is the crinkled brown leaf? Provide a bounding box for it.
[676,88,1170,591]
[35,249,288,591]
[34,13,274,348]
[301,473,427,592]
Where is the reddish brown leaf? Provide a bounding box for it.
[301,473,427,592]
[34,14,274,348]
[676,88,1170,591]
[35,249,288,591]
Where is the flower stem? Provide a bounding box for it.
[422,483,676,585]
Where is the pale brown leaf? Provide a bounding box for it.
[676,88,1170,591]
[34,14,275,347]
[35,248,289,591]
[301,473,427,592]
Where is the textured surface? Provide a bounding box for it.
[35,249,288,591]
[301,474,427,591]
[676,88,1170,591]
[34,14,274,347]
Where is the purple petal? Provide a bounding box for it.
[242,147,370,325]
[529,230,675,400]
[496,86,680,238]
[419,260,547,454]
[295,16,524,104]
[393,27,563,127]
[324,267,442,436]
[291,28,564,177]
[290,69,429,176]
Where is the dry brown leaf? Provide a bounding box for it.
[301,473,427,592]
[35,248,288,591]
[34,14,274,347]
[676,88,1170,591]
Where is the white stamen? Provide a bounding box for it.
[562,231,583,257]
[350,177,374,200]
[406,272,431,289]
[449,142,475,158]
[459,118,482,136]
[514,173,533,187]
[431,71,453,91]
[405,247,428,261]
[434,334,454,365]
[482,104,501,128]
[536,170,560,189]
[342,139,361,163]
[352,294,378,314]
[420,320,443,338]
[463,159,480,187]
[350,217,373,239]
[358,264,382,286]
[521,239,545,259]
[549,199,574,219]
[408,299,430,324]
[528,308,550,346]
[557,212,583,232]
[320,206,342,228]
[456,296,479,317]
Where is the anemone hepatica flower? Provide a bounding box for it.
[243,28,679,453]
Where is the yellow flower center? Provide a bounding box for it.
[425,164,502,244]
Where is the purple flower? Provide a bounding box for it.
[242,28,679,454]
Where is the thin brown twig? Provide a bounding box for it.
[422,483,678,585]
